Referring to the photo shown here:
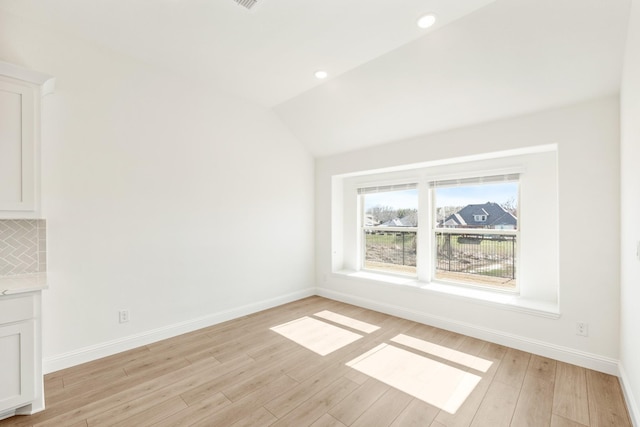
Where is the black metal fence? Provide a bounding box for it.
[362,229,516,281]
[435,231,516,279]
[364,230,417,274]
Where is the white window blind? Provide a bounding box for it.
[357,183,418,194]
[428,173,519,189]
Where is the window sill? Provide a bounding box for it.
[334,270,560,319]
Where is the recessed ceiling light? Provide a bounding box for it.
[315,70,328,80]
[417,14,436,29]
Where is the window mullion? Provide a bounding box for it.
[416,181,430,282]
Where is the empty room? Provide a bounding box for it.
[1,0,639,425]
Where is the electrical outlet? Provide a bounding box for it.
[576,321,588,337]
[119,309,130,323]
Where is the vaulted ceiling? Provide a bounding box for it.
[0,0,631,156]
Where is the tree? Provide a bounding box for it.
[366,206,418,224]
[366,206,397,224]
[396,208,417,219]
[501,196,518,217]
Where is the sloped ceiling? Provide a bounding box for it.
[274,0,631,156]
[0,0,495,106]
[0,0,631,156]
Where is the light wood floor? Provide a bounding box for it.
[0,296,631,427]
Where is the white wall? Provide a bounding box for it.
[316,96,621,373]
[0,12,315,371]
[620,0,640,423]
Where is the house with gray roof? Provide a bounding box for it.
[441,202,517,229]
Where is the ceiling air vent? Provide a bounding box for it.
[233,0,258,10]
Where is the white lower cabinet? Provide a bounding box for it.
[0,292,43,420]
[0,321,35,410]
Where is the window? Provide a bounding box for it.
[358,184,418,276]
[355,175,519,289]
[333,147,559,306]
[432,174,519,290]
[354,174,519,290]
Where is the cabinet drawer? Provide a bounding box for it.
[0,295,34,325]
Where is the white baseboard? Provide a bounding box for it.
[619,363,639,427]
[43,288,316,374]
[44,286,622,379]
[317,288,620,376]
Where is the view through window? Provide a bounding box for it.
[360,185,418,276]
[359,176,519,289]
[433,175,519,289]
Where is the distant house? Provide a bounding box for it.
[380,211,418,227]
[364,214,379,227]
[441,202,517,229]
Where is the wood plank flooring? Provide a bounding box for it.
[0,296,631,427]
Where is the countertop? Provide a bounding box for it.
[0,272,48,295]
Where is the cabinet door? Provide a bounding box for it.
[0,320,35,411]
[0,79,36,211]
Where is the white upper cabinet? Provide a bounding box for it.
[0,62,54,217]
[0,79,36,211]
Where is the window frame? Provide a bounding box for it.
[331,146,559,312]
[350,170,523,293]
[429,174,521,293]
[357,182,420,279]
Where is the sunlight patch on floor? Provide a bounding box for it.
[391,334,493,372]
[346,344,481,414]
[314,310,380,334]
[270,316,363,356]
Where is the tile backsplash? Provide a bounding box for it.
[0,219,46,276]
